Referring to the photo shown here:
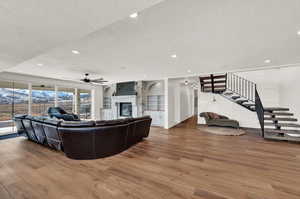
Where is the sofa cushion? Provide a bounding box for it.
[131,116,151,122]
[208,112,220,120]
[60,120,95,128]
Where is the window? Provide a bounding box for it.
[31,85,55,116]
[57,87,74,113]
[0,81,29,135]
[158,95,165,111]
[103,97,111,109]
[147,95,164,111]
[79,89,91,119]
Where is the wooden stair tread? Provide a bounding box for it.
[203,88,226,92]
[199,74,226,80]
[243,103,255,106]
[264,107,289,112]
[203,85,226,89]
[264,122,300,128]
[201,80,226,84]
[235,99,249,104]
[231,96,241,100]
[223,91,233,95]
[264,117,297,122]
[264,112,294,116]
[265,128,300,135]
[264,133,300,141]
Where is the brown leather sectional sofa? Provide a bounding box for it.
[14,115,152,160]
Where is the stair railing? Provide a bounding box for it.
[226,73,256,103]
[255,86,265,137]
[226,73,265,137]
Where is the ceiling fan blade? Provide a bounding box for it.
[91,78,104,81]
[91,79,108,83]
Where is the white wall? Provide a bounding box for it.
[198,66,300,128]
[91,86,103,120]
[277,67,300,122]
[165,78,195,129]
[143,80,165,127]
[197,92,260,128]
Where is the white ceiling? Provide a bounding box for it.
[0,0,163,70]
[2,0,300,84]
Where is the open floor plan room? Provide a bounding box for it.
[1,118,300,199]
[1,0,300,198]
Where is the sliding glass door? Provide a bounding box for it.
[0,81,29,136]
[31,84,55,116]
[79,89,91,119]
[57,87,74,113]
[0,80,92,137]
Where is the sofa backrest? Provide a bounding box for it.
[95,119,126,126]
[31,120,47,144]
[60,120,95,128]
[22,118,38,142]
[13,115,27,134]
[18,114,152,157]
[58,123,129,159]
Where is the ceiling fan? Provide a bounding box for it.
[80,73,108,84]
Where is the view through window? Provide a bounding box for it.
[79,89,91,119]
[0,81,92,136]
[58,87,74,113]
[0,81,29,136]
[31,85,55,116]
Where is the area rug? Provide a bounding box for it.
[199,126,246,136]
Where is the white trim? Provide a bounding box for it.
[74,88,78,114]
[54,85,58,107]
[28,83,32,115]
[164,78,169,129]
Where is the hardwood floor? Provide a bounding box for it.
[1,117,300,199]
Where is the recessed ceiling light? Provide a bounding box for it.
[72,50,80,54]
[264,59,271,63]
[187,69,192,73]
[37,63,43,66]
[297,30,300,35]
[130,12,138,18]
[171,54,177,58]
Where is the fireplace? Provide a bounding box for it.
[111,95,139,119]
[119,102,132,117]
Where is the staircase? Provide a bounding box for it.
[199,73,300,141]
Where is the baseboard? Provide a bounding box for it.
[0,133,20,140]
